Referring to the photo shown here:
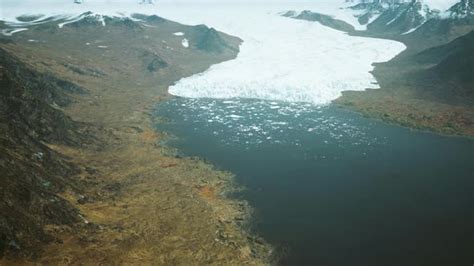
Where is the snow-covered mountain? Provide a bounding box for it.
[348,0,461,13]
[449,0,474,17]
[347,0,473,34]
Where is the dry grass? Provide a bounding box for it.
[336,89,474,137]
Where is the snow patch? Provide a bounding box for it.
[181,38,189,48]
[58,13,85,28]
[1,28,28,36]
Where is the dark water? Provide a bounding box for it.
[155,97,474,266]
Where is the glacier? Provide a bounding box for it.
[158,2,406,105]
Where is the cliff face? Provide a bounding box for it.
[0,48,86,259]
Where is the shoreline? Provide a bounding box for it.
[151,103,274,256]
[333,101,474,139]
[334,88,474,138]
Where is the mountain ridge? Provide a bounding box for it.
[346,0,473,34]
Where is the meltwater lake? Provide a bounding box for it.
[155,97,474,266]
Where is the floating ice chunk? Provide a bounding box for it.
[227,114,242,119]
[97,45,108,48]
[181,38,189,48]
[173,32,184,36]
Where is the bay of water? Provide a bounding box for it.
[155,97,474,266]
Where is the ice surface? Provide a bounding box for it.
[159,2,406,105]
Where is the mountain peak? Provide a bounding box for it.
[449,0,474,17]
[347,0,473,35]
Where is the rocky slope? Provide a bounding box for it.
[449,0,474,16]
[0,48,87,259]
[415,30,474,102]
[282,10,356,32]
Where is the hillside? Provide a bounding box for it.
[420,30,474,100]
[0,13,271,264]
[0,48,87,259]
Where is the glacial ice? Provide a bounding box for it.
[158,2,406,105]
